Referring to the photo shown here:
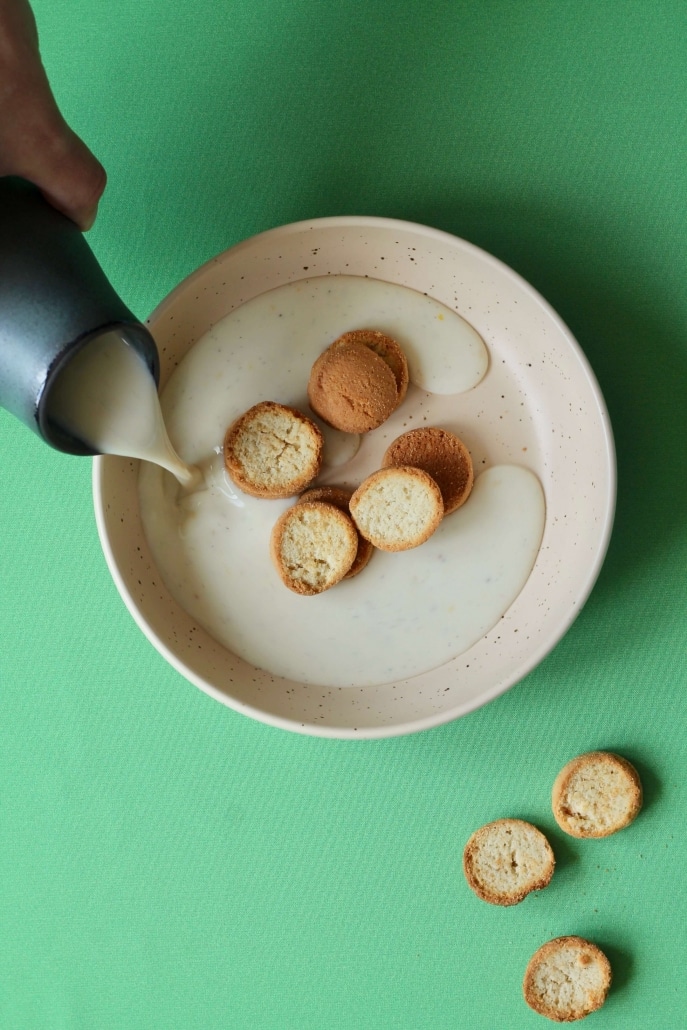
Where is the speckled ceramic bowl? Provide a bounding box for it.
[93,216,615,738]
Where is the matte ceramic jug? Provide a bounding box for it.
[0,175,159,454]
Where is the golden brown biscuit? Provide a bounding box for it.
[349,466,443,551]
[224,401,323,499]
[552,752,643,839]
[523,937,611,1022]
[383,427,474,514]
[463,819,555,906]
[270,501,358,595]
[307,342,399,433]
[330,329,409,406]
[298,486,374,577]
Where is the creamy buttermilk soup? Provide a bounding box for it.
[136,275,545,688]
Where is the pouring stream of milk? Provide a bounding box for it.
[46,331,201,487]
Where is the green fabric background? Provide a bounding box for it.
[2,1,686,1026]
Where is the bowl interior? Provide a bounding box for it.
[93,216,615,738]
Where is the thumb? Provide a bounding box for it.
[31,121,107,231]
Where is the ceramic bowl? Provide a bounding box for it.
[93,216,615,738]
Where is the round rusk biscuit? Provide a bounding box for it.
[330,329,409,406]
[349,466,443,551]
[462,819,555,906]
[523,936,611,1022]
[224,401,323,499]
[552,751,643,838]
[307,341,399,433]
[270,501,358,595]
[383,427,474,514]
[298,486,374,577]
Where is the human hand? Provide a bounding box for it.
[0,0,106,229]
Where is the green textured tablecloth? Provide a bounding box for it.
[2,2,686,1027]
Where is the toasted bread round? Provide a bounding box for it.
[307,341,399,433]
[523,936,611,1022]
[382,427,474,514]
[298,486,374,578]
[349,466,443,551]
[552,751,642,839]
[270,501,358,595]
[463,819,555,906]
[330,329,409,406]
[224,401,323,499]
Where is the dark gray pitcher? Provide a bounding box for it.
[0,175,158,454]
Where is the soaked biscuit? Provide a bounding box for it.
[298,485,373,577]
[307,342,399,433]
[330,329,409,406]
[349,466,443,551]
[383,427,473,514]
[270,501,358,595]
[224,401,323,499]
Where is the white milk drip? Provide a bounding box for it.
[138,275,546,689]
[46,331,199,486]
